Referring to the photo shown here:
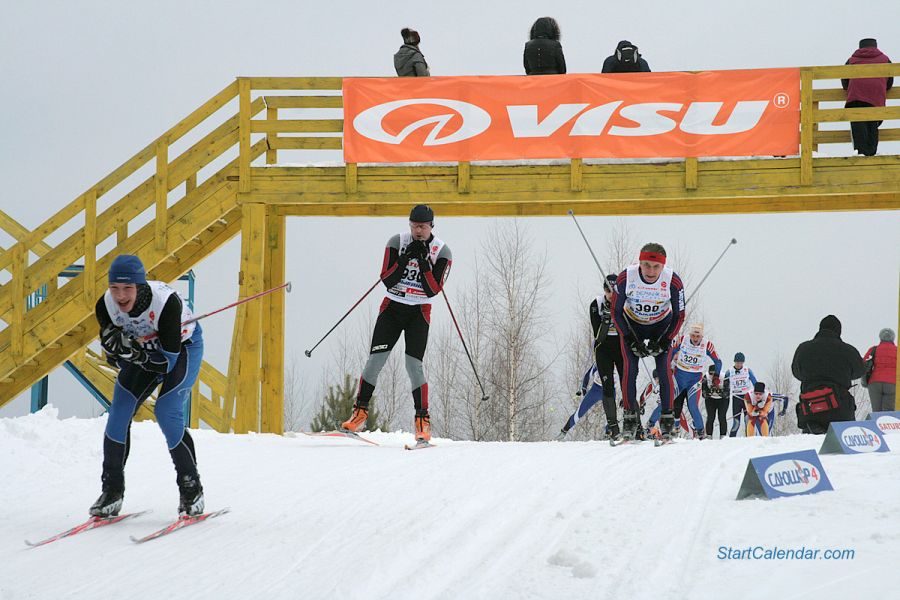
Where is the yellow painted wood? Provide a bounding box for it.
[261,210,285,434]
[0,211,53,256]
[165,80,239,148]
[266,107,278,164]
[12,243,25,358]
[263,95,343,109]
[458,161,470,194]
[239,78,252,194]
[83,189,97,308]
[811,88,900,102]
[186,173,196,193]
[235,202,266,433]
[249,77,342,90]
[116,223,128,246]
[345,163,357,194]
[800,70,814,185]
[224,303,246,431]
[267,137,342,150]
[570,158,583,192]
[251,119,343,134]
[810,63,899,79]
[155,140,168,251]
[685,157,698,190]
[816,106,900,123]
[0,196,84,273]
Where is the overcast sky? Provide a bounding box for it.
[1,0,898,419]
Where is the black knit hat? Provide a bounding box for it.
[603,273,618,291]
[409,204,434,224]
[754,381,766,393]
[859,38,877,48]
[819,314,842,335]
[401,28,421,45]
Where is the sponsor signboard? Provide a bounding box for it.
[819,420,890,454]
[343,69,800,163]
[867,411,900,435]
[736,449,833,500]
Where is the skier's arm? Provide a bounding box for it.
[589,299,611,347]
[748,369,758,386]
[380,234,410,289]
[663,274,686,341]
[611,273,628,339]
[723,371,731,397]
[706,342,723,375]
[421,245,452,297]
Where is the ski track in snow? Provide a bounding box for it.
[2,407,899,600]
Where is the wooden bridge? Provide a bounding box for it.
[1,63,898,433]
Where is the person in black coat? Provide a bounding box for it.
[524,17,566,75]
[791,315,865,434]
[602,40,651,73]
[394,28,430,77]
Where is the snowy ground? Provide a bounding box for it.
[2,407,898,600]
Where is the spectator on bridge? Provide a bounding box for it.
[524,17,566,75]
[863,328,897,412]
[394,28,430,77]
[602,40,651,73]
[791,315,865,434]
[841,38,893,156]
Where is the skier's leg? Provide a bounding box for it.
[618,331,639,413]
[717,398,728,438]
[655,343,677,435]
[595,342,620,435]
[357,300,404,408]
[705,396,717,438]
[405,304,432,441]
[686,378,705,434]
[729,396,742,437]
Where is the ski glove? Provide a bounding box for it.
[646,338,668,357]
[627,337,650,357]
[100,324,130,356]
[404,239,427,259]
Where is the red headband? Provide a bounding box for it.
[639,251,666,265]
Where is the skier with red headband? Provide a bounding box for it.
[611,243,686,441]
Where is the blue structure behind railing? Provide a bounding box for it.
[28,267,196,422]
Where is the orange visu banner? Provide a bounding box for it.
[342,69,800,162]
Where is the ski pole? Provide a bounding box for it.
[304,278,382,357]
[686,238,737,304]
[439,287,490,402]
[567,210,655,381]
[138,281,291,342]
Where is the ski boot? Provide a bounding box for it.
[177,474,205,517]
[608,422,625,446]
[693,428,707,440]
[89,485,124,517]
[633,423,646,441]
[659,413,675,440]
[340,404,369,432]
[414,411,432,443]
[555,428,569,441]
[622,410,639,441]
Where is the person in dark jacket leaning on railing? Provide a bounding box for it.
[791,315,865,434]
[394,28,430,77]
[841,38,893,156]
[524,17,566,75]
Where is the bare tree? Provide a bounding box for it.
[283,353,312,431]
[767,352,799,436]
[480,221,555,441]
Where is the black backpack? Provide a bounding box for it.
[616,44,640,65]
[861,346,876,388]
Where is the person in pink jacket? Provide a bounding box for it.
[864,328,897,412]
[841,38,893,156]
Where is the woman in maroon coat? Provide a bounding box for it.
[841,38,893,156]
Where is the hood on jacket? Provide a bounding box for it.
[529,17,560,41]
[850,47,889,62]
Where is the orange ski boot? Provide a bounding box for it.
[341,405,368,432]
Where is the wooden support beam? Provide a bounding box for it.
[266,107,278,165]
[83,188,97,307]
[685,157,698,190]
[224,304,246,432]
[345,163,357,194]
[458,161,470,194]
[116,223,128,246]
[155,140,168,251]
[261,209,285,434]
[262,95,343,109]
[800,69,814,185]
[12,242,25,359]
[186,173,197,194]
[235,202,266,433]
[570,158,583,192]
[239,78,252,194]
